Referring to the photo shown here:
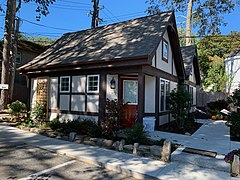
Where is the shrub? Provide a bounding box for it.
[168,85,191,132]
[48,118,101,137]
[227,112,240,134]
[101,99,126,139]
[207,100,229,114]
[124,123,149,144]
[228,88,240,107]
[30,105,46,122]
[18,117,35,127]
[48,119,63,132]
[7,100,26,119]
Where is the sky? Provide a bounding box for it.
[0,0,240,40]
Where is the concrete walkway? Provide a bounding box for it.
[0,124,235,180]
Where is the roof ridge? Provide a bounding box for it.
[63,10,174,36]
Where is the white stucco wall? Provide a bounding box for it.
[225,57,240,93]
[59,114,98,122]
[49,77,58,109]
[155,31,174,74]
[30,78,37,109]
[106,74,118,100]
[144,75,156,113]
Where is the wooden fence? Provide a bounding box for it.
[197,88,228,108]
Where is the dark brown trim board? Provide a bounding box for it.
[98,73,107,126]
[49,109,98,116]
[155,76,160,129]
[138,72,145,124]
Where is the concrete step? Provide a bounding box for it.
[171,148,230,172]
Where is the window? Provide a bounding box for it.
[87,75,99,92]
[16,52,21,64]
[123,80,138,104]
[189,86,193,106]
[160,79,170,111]
[162,39,168,62]
[60,76,70,92]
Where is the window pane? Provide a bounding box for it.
[123,80,138,104]
[160,80,165,111]
[166,81,170,110]
[61,77,70,92]
[88,75,99,92]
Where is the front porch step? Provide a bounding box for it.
[171,149,230,172]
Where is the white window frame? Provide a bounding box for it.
[162,39,168,63]
[87,75,99,93]
[60,76,70,93]
[160,78,170,112]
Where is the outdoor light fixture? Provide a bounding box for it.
[110,77,116,89]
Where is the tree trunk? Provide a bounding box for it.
[1,0,15,109]
[186,0,193,46]
[10,16,19,101]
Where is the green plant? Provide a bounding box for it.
[48,119,63,132]
[18,117,35,127]
[207,100,229,115]
[227,112,240,134]
[228,88,240,107]
[124,123,149,144]
[30,105,46,122]
[7,100,26,120]
[101,99,126,139]
[168,85,191,132]
[80,119,101,137]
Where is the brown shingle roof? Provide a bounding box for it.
[19,11,174,71]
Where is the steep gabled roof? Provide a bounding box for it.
[19,11,174,72]
[181,45,200,85]
[226,48,240,59]
[0,40,48,59]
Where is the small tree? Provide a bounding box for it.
[101,99,126,139]
[228,88,240,108]
[168,85,191,132]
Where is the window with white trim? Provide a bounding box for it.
[160,79,170,111]
[60,76,70,92]
[87,75,99,93]
[162,39,168,63]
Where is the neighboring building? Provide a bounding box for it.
[181,45,201,108]
[225,48,240,94]
[19,11,187,129]
[0,40,48,104]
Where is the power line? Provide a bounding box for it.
[101,10,115,23]
[58,0,92,6]
[104,6,121,22]
[21,18,76,31]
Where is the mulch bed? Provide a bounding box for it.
[157,120,202,135]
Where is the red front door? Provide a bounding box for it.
[120,78,138,128]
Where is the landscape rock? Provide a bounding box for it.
[161,140,171,162]
[112,141,120,150]
[69,132,77,142]
[185,132,191,136]
[118,139,125,151]
[96,138,104,146]
[232,155,240,176]
[139,145,150,151]
[150,145,162,157]
[30,127,42,134]
[102,140,113,148]
[123,145,133,151]
[83,140,97,146]
[89,138,98,142]
[133,143,139,155]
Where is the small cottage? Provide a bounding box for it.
[19,11,188,130]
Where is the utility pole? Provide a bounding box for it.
[90,0,102,28]
[9,17,20,101]
[1,0,15,109]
